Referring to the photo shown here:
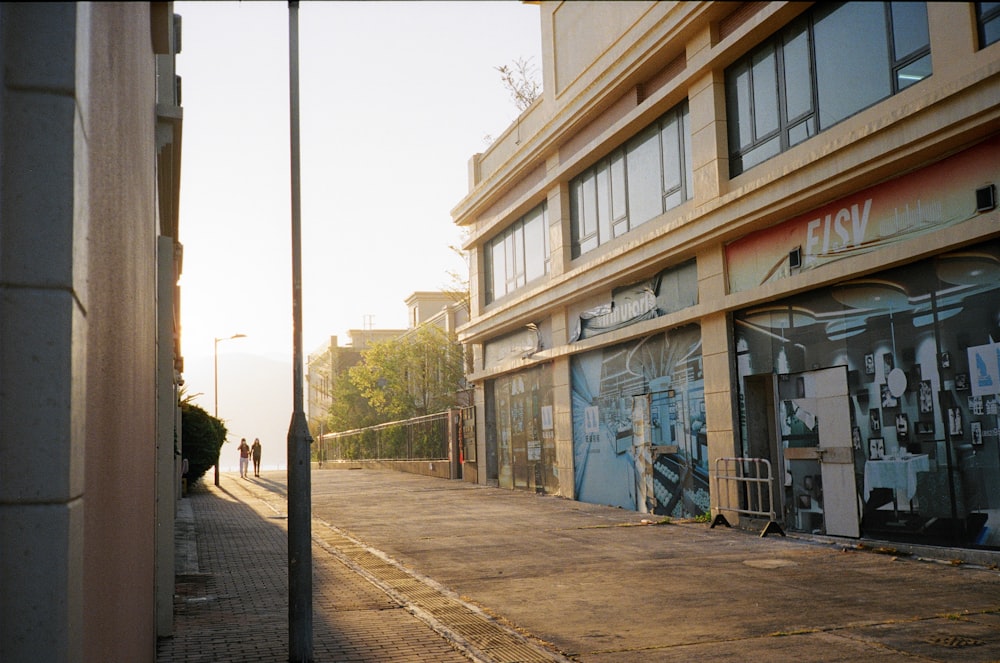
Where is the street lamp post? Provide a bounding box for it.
[213,333,247,486]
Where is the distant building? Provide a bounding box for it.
[454,2,1000,552]
[307,291,469,436]
[0,3,184,661]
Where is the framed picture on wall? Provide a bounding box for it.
[895,413,909,442]
[972,421,983,446]
[880,383,897,408]
[869,409,881,432]
[948,407,963,438]
[956,373,969,391]
[865,353,875,375]
[916,421,934,435]
[869,437,885,460]
[939,351,952,369]
[852,426,862,450]
[919,380,934,414]
[883,352,894,375]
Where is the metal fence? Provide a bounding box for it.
[316,411,450,462]
[711,457,785,537]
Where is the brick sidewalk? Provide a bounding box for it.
[156,475,470,662]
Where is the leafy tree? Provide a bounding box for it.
[180,401,227,486]
[349,325,466,423]
[325,368,378,433]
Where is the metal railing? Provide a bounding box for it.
[711,457,785,537]
[316,411,450,463]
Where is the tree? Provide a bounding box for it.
[180,401,227,486]
[349,325,467,424]
[325,368,378,433]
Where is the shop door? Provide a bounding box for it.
[782,367,860,537]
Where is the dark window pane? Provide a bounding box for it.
[626,125,663,226]
[595,162,612,245]
[523,208,546,283]
[983,14,1000,48]
[897,52,931,89]
[741,135,781,172]
[491,238,505,300]
[661,112,682,194]
[728,62,753,150]
[581,172,597,237]
[783,22,813,121]
[682,106,693,199]
[751,45,780,137]
[814,2,891,128]
[610,152,627,221]
[787,119,815,146]
[891,2,929,60]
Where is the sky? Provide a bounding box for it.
[175,1,542,469]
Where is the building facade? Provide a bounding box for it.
[0,3,184,661]
[454,1,1000,552]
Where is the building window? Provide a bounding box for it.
[978,2,1000,48]
[484,203,549,304]
[570,101,692,258]
[726,2,930,177]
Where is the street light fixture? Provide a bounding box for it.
[213,333,247,486]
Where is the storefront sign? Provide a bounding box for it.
[570,260,698,342]
[727,136,1000,293]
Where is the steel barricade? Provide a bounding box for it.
[711,457,785,538]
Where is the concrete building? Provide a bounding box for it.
[0,3,184,661]
[454,2,1000,552]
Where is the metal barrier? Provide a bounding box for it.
[711,457,785,537]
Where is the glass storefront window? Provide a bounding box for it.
[734,241,1000,549]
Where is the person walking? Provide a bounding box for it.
[238,438,250,478]
[251,438,262,477]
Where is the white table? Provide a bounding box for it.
[863,454,930,502]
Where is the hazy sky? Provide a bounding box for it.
[175,1,542,463]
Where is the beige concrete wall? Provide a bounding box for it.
[82,5,160,661]
[0,4,166,662]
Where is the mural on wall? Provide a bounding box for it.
[571,324,708,515]
[735,241,1000,549]
[726,135,1000,292]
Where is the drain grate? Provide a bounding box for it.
[924,633,986,648]
[313,519,568,662]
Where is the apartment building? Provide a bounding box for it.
[454,2,1000,551]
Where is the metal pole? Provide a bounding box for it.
[287,2,313,661]
[214,338,219,486]
[213,334,246,486]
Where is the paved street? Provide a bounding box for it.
[161,469,1000,662]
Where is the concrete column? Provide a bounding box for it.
[697,246,741,516]
[0,4,86,662]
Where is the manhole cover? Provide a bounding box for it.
[924,634,986,648]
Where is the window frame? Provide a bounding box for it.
[484,202,550,305]
[570,100,692,259]
[726,2,931,178]
[977,2,1000,48]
